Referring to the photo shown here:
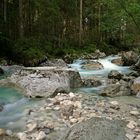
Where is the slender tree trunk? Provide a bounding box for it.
[19,0,24,38]
[79,0,83,47]
[4,0,7,22]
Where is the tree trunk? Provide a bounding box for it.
[4,0,7,22]
[79,0,83,47]
[19,0,24,38]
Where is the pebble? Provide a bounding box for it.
[26,122,37,132]
[36,131,46,140]
[127,121,137,129]
[135,135,140,140]
[126,133,135,140]
[70,118,78,124]
[130,111,139,116]
[54,106,60,111]
[17,132,28,140]
[69,92,75,98]
[0,128,5,136]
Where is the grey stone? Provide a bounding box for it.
[8,67,82,98]
[62,118,126,140]
[108,70,123,80]
[121,51,139,66]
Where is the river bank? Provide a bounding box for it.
[0,51,140,140]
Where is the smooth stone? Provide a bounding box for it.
[130,111,139,116]
[126,133,135,140]
[62,118,126,140]
[26,122,37,132]
[0,128,6,136]
[36,131,46,140]
[17,132,28,140]
[127,121,137,129]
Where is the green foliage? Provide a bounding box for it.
[12,37,45,66]
[0,0,140,65]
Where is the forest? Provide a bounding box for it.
[0,0,140,66]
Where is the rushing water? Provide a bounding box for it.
[0,56,135,131]
[70,56,133,93]
[0,86,44,131]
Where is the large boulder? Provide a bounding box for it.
[8,67,82,98]
[108,70,123,80]
[130,77,140,95]
[111,58,124,66]
[134,56,140,71]
[81,61,103,70]
[99,84,131,97]
[40,59,67,67]
[121,51,139,66]
[62,118,126,140]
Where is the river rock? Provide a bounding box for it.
[92,49,106,59]
[127,121,137,129]
[136,91,140,98]
[121,51,139,66]
[61,104,74,119]
[40,59,67,67]
[8,67,82,98]
[111,58,124,66]
[82,78,102,87]
[133,56,140,69]
[130,110,139,116]
[81,61,103,70]
[108,70,123,80]
[99,84,130,97]
[62,118,126,140]
[0,128,6,136]
[17,132,27,140]
[0,67,4,75]
[130,77,140,95]
[0,105,3,112]
[36,131,46,140]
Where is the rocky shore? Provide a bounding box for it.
[0,50,140,140]
[0,92,139,140]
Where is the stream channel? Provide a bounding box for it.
[0,55,139,131]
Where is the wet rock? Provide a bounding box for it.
[0,67,4,75]
[61,104,74,119]
[82,78,102,87]
[62,118,126,140]
[9,67,82,98]
[36,131,46,140]
[99,84,130,97]
[127,121,137,129]
[111,58,124,66]
[17,132,28,140]
[94,50,106,58]
[126,133,135,140]
[69,92,75,98]
[121,51,139,66]
[0,128,6,136]
[136,92,140,98]
[26,122,37,132]
[40,59,67,67]
[0,104,3,112]
[81,61,103,70]
[134,56,140,69]
[0,136,19,140]
[135,135,140,140]
[131,77,140,95]
[108,70,123,80]
[110,101,120,110]
[130,110,139,116]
